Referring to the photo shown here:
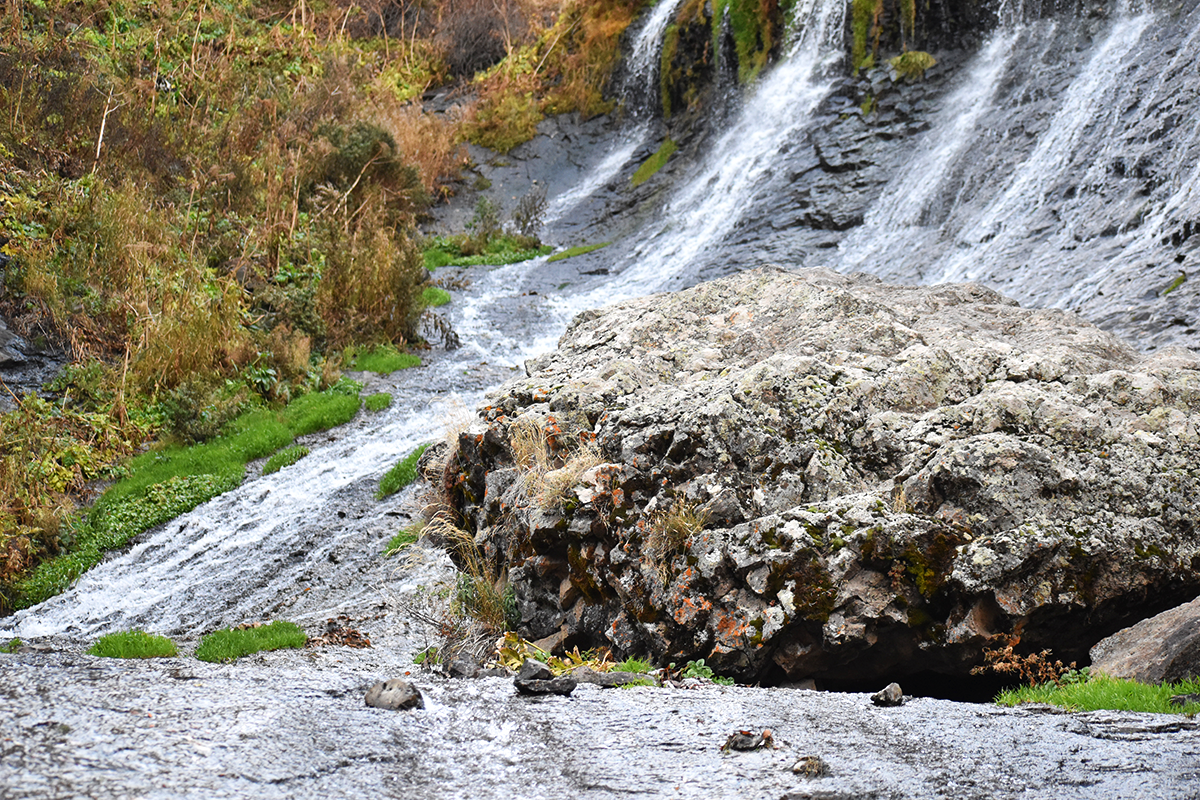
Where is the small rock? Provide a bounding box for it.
[478,667,511,678]
[722,729,774,752]
[514,675,577,696]
[871,683,904,707]
[1168,693,1200,708]
[364,679,424,710]
[571,666,656,687]
[792,755,830,777]
[447,656,481,679]
[517,658,554,682]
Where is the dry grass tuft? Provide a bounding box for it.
[644,499,709,565]
[510,418,604,509]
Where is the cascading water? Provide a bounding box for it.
[570,0,847,306]
[542,0,685,227]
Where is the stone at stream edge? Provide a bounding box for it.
[871,683,905,707]
[1089,595,1200,685]
[364,679,424,710]
[792,755,831,777]
[514,658,577,695]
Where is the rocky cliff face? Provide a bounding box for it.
[442,267,1200,683]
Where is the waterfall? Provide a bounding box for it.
[933,10,1154,288]
[544,0,684,227]
[837,29,1020,277]
[575,0,847,305]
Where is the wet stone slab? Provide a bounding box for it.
[2,653,1198,799]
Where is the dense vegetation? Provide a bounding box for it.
[0,0,643,611]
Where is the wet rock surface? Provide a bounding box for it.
[2,654,1198,799]
[1090,595,1200,684]
[365,678,425,710]
[447,267,1200,683]
[871,683,905,707]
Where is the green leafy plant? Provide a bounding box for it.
[1,638,23,653]
[365,393,393,412]
[889,50,936,81]
[680,658,735,685]
[87,630,178,659]
[262,445,310,476]
[195,621,307,663]
[377,443,431,499]
[997,674,1200,715]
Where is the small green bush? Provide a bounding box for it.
[1,638,23,653]
[87,630,178,659]
[422,286,452,307]
[377,443,431,498]
[547,242,611,263]
[632,139,677,187]
[195,621,307,663]
[997,674,1200,714]
[262,445,310,476]
[385,521,424,556]
[365,393,393,412]
[345,344,422,375]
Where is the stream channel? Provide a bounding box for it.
[5,0,1200,795]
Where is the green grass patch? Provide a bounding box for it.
[422,235,552,269]
[377,443,431,499]
[385,521,425,556]
[195,621,307,663]
[12,381,363,609]
[632,140,677,187]
[614,656,654,673]
[1,638,23,653]
[365,393,393,412]
[1164,272,1187,296]
[422,286,452,307]
[679,658,735,685]
[547,242,612,263]
[997,674,1200,715]
[344,344,422,375]
[262,445,310,476]
[87,630,178,659]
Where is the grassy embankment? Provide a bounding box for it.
[0,0,639,612]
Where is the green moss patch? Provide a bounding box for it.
[365,393,393,412]
[195,621,307,663]
[343,344,422,375]
[262,446,310,476]
[423,235,552,269]
[548,242,612,263]
[422,286,452,307]
[87,630,178,659]
[632,140,677,187]
[998,674,1200,714]
[378,443,431,499]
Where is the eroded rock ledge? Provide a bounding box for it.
[442,267,1200,683]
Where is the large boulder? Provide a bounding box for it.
[441,267,1200,683]
[1089,595,1200,684]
